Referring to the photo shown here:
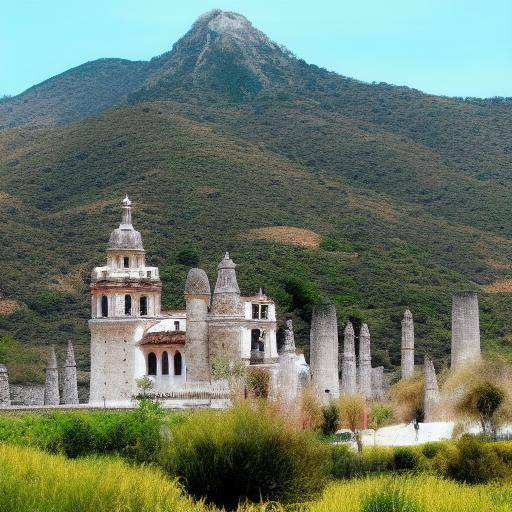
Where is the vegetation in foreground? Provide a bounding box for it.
[0,443,511,512]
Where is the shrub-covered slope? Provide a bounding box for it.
[1,10,512,382]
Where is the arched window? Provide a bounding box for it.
[123,256,130,268]
[174,321,180,330]
[147,352,157,376]
[101,295,108,317]
[125,295,132,315]
[140,296,148,316]
[162,351,169,375]
[251,329,261,350]
[174,351,182,376]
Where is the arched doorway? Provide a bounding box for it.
[162,351,169,375]
[101,295,108,317]
[174,351,182,376]
[147,352,157,375]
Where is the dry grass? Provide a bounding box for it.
[482,279,512,293]
[0,298,23,315]
[240,226,321,248]
[347,191,400,223]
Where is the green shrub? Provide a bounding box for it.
[491,441,512,465]
[361,486,422,512]
[60,415,96,458]
[331,444,362,478]
[443,436,510,484]
[362,447,394,473]
[162,404,330,509]
[321,403,340,435]
[421,442,442,459]
[392,448,420,471]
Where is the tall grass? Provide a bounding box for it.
[309,475,512,512]
[0,444,207,512]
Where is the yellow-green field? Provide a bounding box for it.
[1,444,511,512]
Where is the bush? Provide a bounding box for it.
[60,415,96,458]
[421,442,443,459]
[361,487,422,512]
[321,403,340,435]
[162,404,330,509]
[331,444,362,478]
[393,447,420,471]
[443,436,510,484]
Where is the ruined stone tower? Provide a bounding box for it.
[44,345,59,405]
[371,366,384,400]
[185,268,211,382]
[0,364,10,407]
[63,341,79,405]
[358,324,372,398]
[451,292,481,369]
[208,253,244,364]
[424,356,440,422]
[341,321,357,395]
[310,304,339,404]
[89,196,162,405]
[278,319,299,404]
[401,309,415,379]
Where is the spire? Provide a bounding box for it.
[358,323,372,398]
[121,194,132,227]
[424,356,440,422]
[341,321,357,395]
[401,309,415,380]
[213,252,240,294]
[0,364,10,407]
[107,196,144,251]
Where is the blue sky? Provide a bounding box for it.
[2,0,511,98]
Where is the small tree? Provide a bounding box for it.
[456,381,505,440]
[338,394,366,453]
[321,403,340,435]
[135,376,153,397]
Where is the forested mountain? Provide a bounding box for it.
[1,10,511,383]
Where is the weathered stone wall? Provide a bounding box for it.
[341,321,357,395]
[451,292,481,369]
[10,384,45,406]
[310,304,339,404]
[185,296,210,381]
[401,309,415,379]
[89,318,146,405]
[0,365,10,406]
[358,324,372,398]
[208,320,243,365]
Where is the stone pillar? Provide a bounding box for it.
[63,341,79,405]
[185,268,211,382]
[0,364,10,407]
[401,309,415,379]
[424,356,440,422]
[341,321,357,395]
[371,366,384,400]
[310,304,339,404]
[451,292,481,369]
[44,345,60,405]
[358,324,372,398]
[278,319,299,404]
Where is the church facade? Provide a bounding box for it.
[89,197,296,406]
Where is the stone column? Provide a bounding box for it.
[424,356,440,422]
[44,345,60,405]
[371,366,384,400]
[0,364,10,407]
[451,292,481,369]
[185,268,211,382]
[401,309,415,379]
[63,341,79,405]
[341,321,357,395]
[358,324,372,398]
[310,304,339,404]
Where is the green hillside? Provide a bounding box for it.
[0,10,511,383]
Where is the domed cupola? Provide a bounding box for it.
[107,195,144,251]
